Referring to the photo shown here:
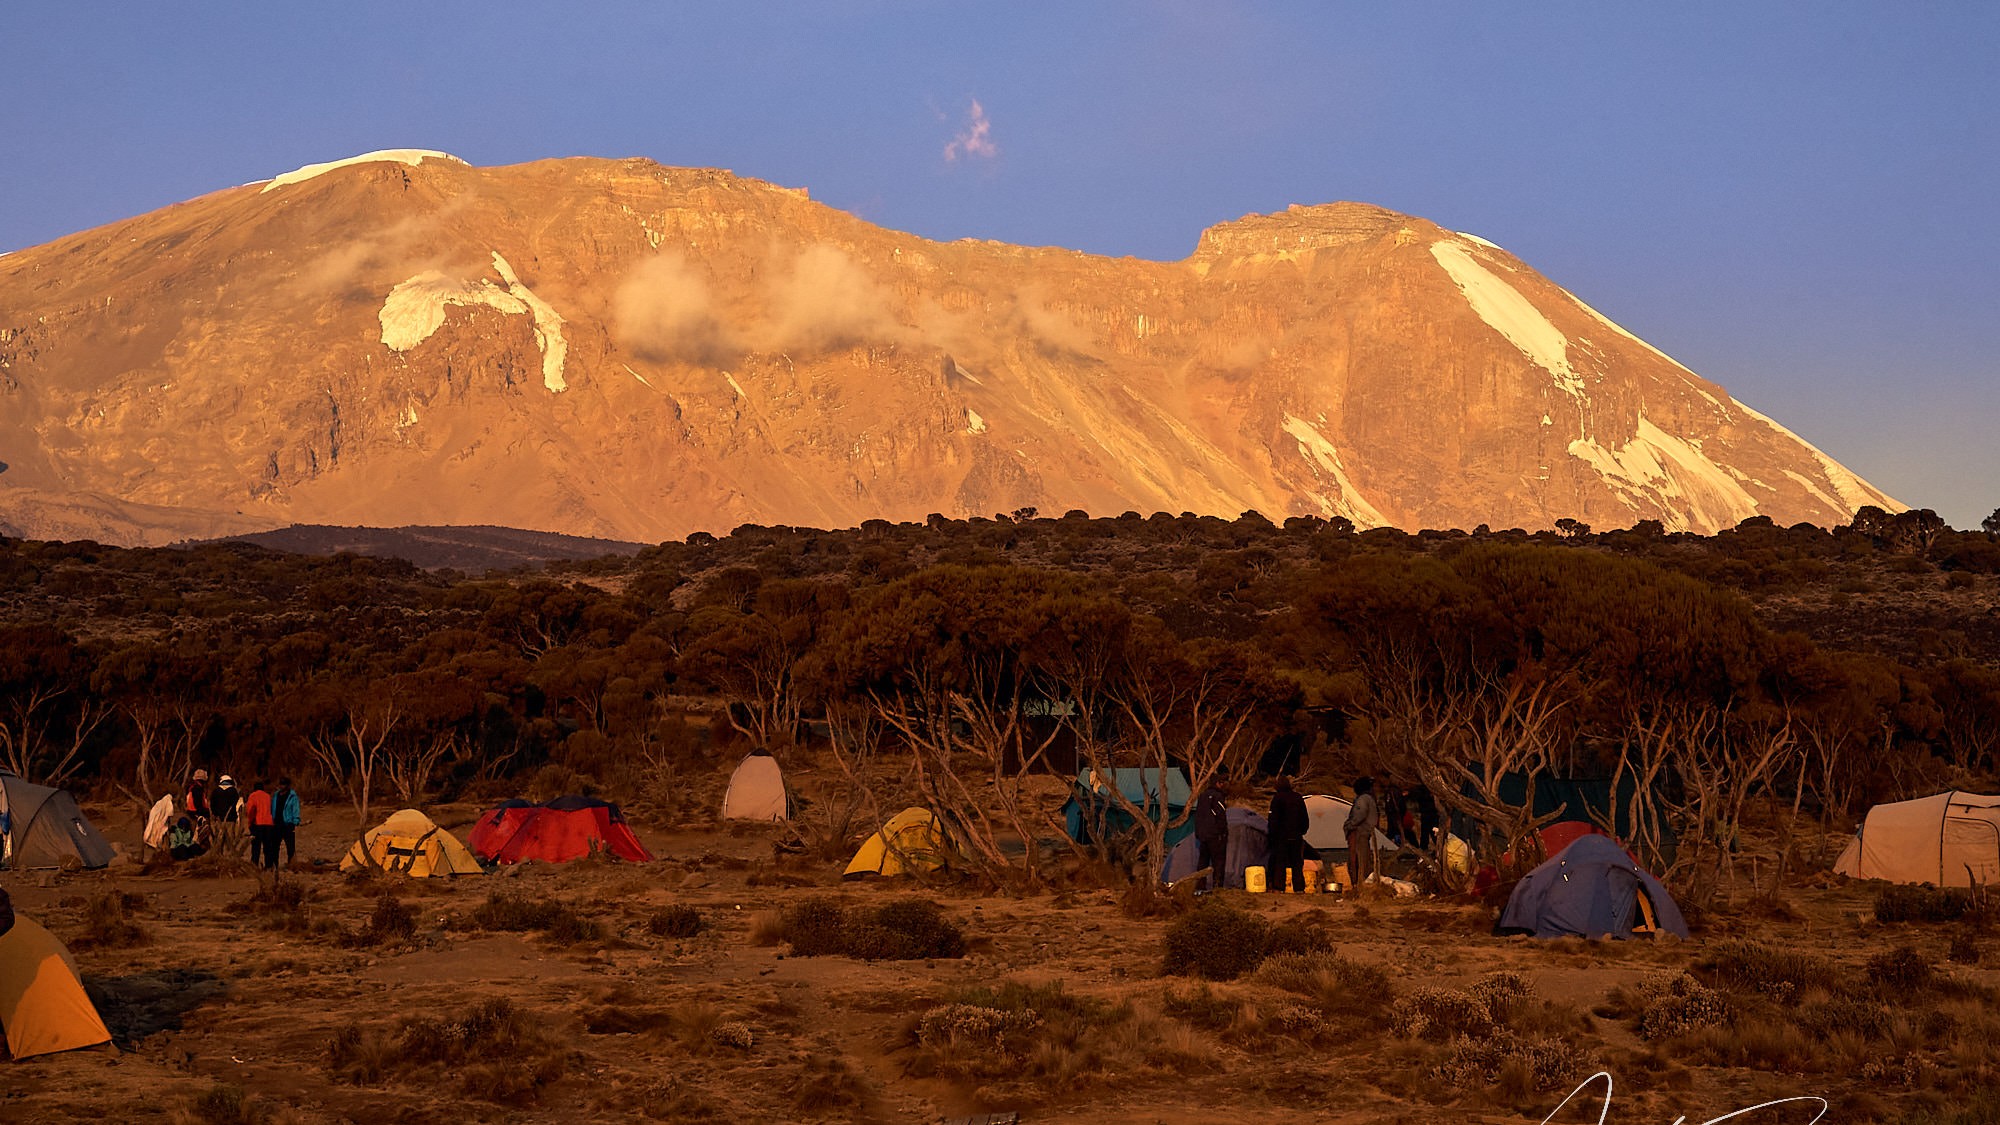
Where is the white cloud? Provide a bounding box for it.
[943,99,998,163]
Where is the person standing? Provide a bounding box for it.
[1266,775,1310,893]
[184,769,212,824]
[272,777,302,867]
[210,775,242,824]
[243,780,277,870]
[1345,777,1380,888]
[1192,777,1231,890]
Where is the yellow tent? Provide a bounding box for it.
[843,807,949,877]
[341,809,485,877]
[0,917,111,1059]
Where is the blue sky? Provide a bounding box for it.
[4,3,1995,527]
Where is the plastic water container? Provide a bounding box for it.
[1245,865,1267,893]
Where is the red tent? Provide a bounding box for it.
[1538,820,1610,859]
[469,797,653,864]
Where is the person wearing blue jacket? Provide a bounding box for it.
[272,777,303,867]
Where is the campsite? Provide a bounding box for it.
[2,515,2000,1121]
[3,757,2000,1124]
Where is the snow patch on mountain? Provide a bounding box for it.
[489,252,568,393]
[965,408,988,435]
[1734,400,1903,514]
[379,271,528,351]
[1457,231,1505,252]
[1281,413,1386,527]
[1568,415,1761,531]
[262,150,466,194]
[1430,240,1583,400]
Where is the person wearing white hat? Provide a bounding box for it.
[210,775,241,824]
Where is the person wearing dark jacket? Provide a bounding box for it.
[210,775,242,824]
[1266,775,1310,893]
[1192,778,1230,890]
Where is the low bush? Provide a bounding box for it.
[1161,902,1269,981]
[1637,974,1730,1040]
[1865,946,1935,993]
[1391,987,1496,1041]
[779,896,849,957]
[466,893,604,943]
[340,893,417,947]
[1875,884,1991,924]
[1432,1030,1588,1094]
[1698,940,1842,1003]
[647,904,706,938]
[777,897,964,960]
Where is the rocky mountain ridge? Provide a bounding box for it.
[0,150,1901,545]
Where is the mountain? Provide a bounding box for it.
[0,150,1901,546]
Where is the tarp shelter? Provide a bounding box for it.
[1062,767,1192,847]
[1497,834,1689,940]
[468,796,653,865]
[0,772,114,870]
[844,807,949,878]
[0,915,111,1059]
[721,753,790,821]
[1835,791,2000,888]
[341,809,485,877]
[1457,773,1677,865]
[1160,807,1269,888]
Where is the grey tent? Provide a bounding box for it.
[1160,807,1270,888]
[0,773,115,870]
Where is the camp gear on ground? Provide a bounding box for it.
[342,809,485,876]
[1496,834,1688,940]
[1835,791,2000,887]
[721,753,790,821]
[1245,865,1267,892]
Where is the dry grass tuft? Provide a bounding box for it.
[328,998,571,1103]
[72,890,150,950]
[169,1084,269,1125]
[789,1054,872,1115]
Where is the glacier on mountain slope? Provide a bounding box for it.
[262,150,467,193]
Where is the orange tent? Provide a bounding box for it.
[0,916,111,1059]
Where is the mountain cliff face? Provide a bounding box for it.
[0,150,1900,545]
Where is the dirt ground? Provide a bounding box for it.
[3,799,1993,1125]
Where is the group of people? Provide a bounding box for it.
[148,770,303,870]
[1190,774,1418,893]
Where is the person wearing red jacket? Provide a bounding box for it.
[242,780,277,870]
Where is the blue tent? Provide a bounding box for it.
[1497,834,1689,940]
[1063,767,1193,848]
[1160,807,1270,888]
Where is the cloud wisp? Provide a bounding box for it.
[943,99,998,164]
